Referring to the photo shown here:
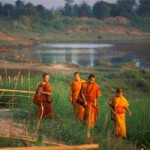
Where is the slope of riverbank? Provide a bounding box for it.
[0,16,150,50]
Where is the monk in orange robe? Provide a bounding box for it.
[33,73,54,119]
[109,88,131,138]
[69,72,85,121]
[81,74,101,128]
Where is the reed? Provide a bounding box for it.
[0,69,150,149]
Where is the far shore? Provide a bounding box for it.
[0,60,146,78]
[0,31,150,51]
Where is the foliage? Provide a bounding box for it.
[137,0,150,16]
[93,1,111,19]
[0,70,150,148]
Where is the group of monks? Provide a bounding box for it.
[33,72,131,139]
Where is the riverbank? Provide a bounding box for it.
[1,31,150,50]
[0,65,150,149]
[0,16,150,51]
[0,60,143,77]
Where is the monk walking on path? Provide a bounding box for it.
[109,88,131,138]
[33,73,54,119]
[81,74,102,129]
[69,72,85,121]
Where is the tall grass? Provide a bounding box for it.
[0,71,150,149]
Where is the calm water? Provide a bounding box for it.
[1,41,150,69]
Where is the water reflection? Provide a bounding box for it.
[1,42,150,69]
[34,44,113,67]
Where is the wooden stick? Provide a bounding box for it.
[34,103,44,138]
[0,136,74,147]
[0,144,99,150]
[0,75,3,85]
[0,89,35,94]
[4,61,8,83]
[0,91,4,98]
[1,95,32,98]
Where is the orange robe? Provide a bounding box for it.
[109,96,129,138]
[82,82,101,128]
[70,79,85,121]
[36,82,54,119]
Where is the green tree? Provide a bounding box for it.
[3,4,15,19]
[15,0,25,19]
[64,0,74,16]
[110,4,119,17]
[0,2,3,17]
[117,0,136,18]
[93,1,111,19]
[72,4,80,17]
[36,4,53,21]
[79,2,92,17]
[137,0,150,16]
[25,3,38,19]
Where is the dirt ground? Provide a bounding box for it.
[0,61,87,77]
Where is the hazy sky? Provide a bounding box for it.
[0,0,117,9]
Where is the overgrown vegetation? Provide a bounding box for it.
[0,0,150,33]
[0,70,150,149]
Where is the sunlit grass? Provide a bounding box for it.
[0,70,150,149]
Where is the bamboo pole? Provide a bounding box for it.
[9,71,20,138]
[4,61,7,83]
[0,136,75,147]
[0,89,35,94]
[0,138,99,150]
[21,75,24,85]
[0,144,99,150]
[2,95,32,98]
[8,76,11,84]
[0,75,3,85]
[34,103,44,138]
[0,91,4,99]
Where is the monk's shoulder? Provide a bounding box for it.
[70,80,74,85]
[45,82,52,90]
[82,82,88,88]
[122,96,127,100]
[37,82,43,87]
[81,79,86,83]
[94,83,100,89]
[122,96,128,102]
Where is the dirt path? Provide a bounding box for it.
[0,61,93,77]
[0,109,26,137]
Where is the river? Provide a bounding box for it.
[1,40,150,69]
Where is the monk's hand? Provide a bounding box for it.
[112,110,116,115]
[69,97,72,103]
[128,111,132,116]
[84,101,87,106]
[94,100,97,106]
[113,111,116,115]
[38,87,42,94]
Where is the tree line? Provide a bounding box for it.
[0,0,150,22]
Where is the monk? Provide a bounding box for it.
[33,73,54,119]
[81,74,101,128]
[69,72,85,121]
[109,88,131,138]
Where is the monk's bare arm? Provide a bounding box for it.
[109,104,116,114]
[126,107,132,116]
[40,91,52,96]
[81,88,87,106]
[69,89,73,102]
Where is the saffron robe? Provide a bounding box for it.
[70,79,85,121]
[109,96,129,138]
[82,82,101,128]
[35,82,54,119]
